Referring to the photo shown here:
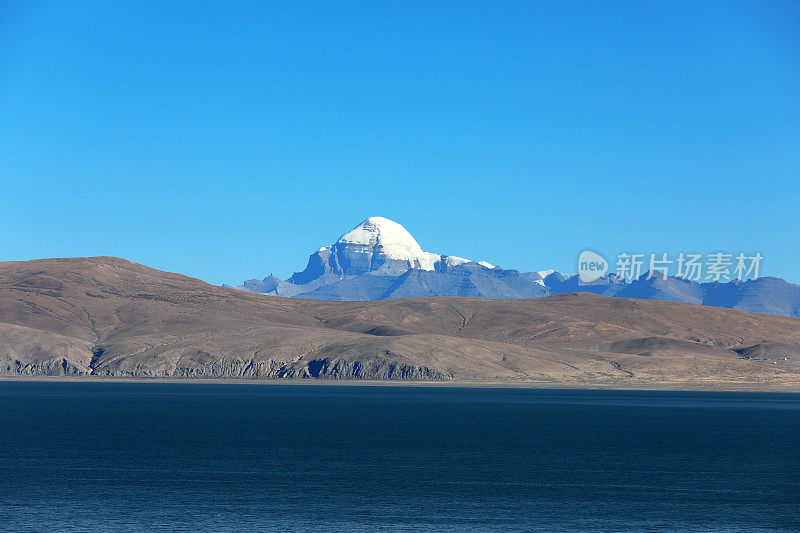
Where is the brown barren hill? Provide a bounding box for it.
[2,257,800,387]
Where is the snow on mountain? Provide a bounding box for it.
[282,216,501,285]
[336,216,440,271]
[534,269,556,286]
[233,216,800,317]
[442,255,470,267]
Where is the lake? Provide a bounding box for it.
[0,382,798,531]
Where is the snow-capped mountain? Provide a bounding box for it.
[236,216,549,299]
[240,216,520,299]
[233,216,800,317]
[287,216,491,284]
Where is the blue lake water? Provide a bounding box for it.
[0,382,798,532]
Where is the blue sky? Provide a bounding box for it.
[2,1,799,284]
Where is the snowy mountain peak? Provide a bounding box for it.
[339,217,421,255]
[336,217,439,270]
[268,216,507,289]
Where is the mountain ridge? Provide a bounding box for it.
[2,256,800,385]
[234,217,800,317]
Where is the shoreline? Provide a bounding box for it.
[2,376,799,393]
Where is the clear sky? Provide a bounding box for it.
[2,1,799,285]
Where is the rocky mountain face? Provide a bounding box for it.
[545,273,800,318]
[3,257,800,384]
[236,217,800,317]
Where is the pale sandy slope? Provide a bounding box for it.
[2,257,800,386]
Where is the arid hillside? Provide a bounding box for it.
[2,257,800,385]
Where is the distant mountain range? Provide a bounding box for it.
[233,217,800,318]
